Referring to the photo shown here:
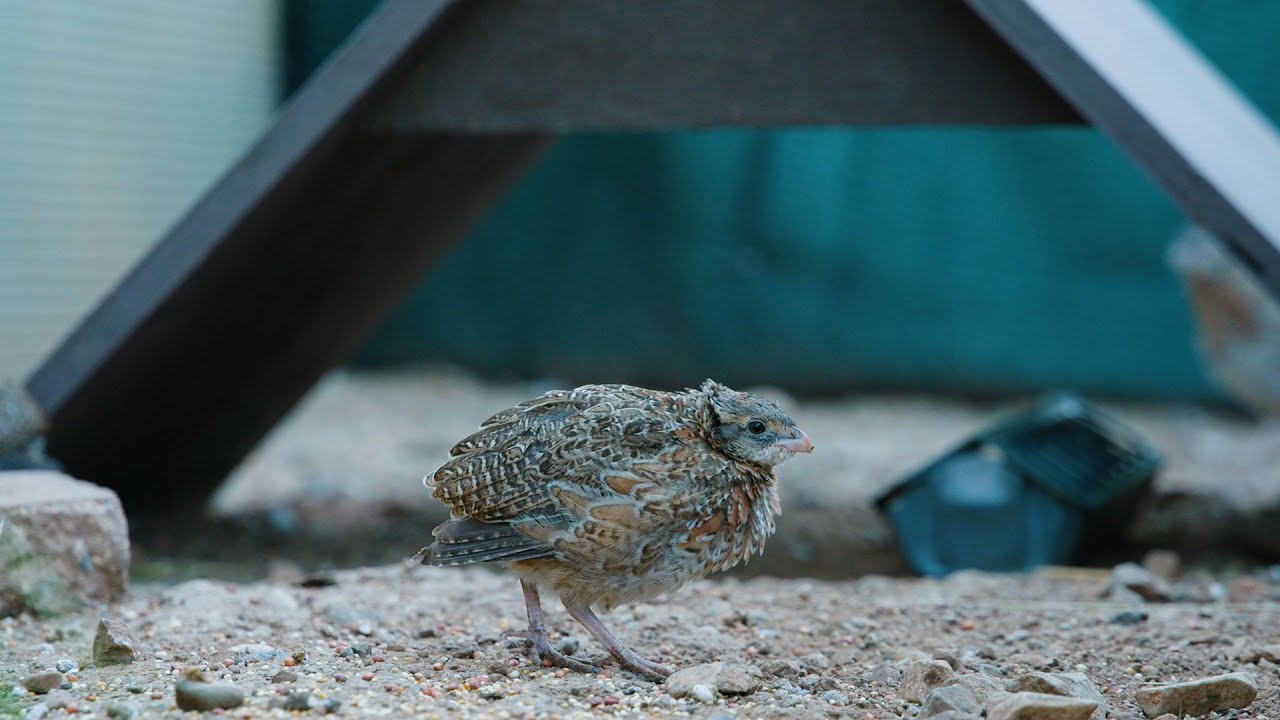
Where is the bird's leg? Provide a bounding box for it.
[562,598,673,680]
[516,580,597,673]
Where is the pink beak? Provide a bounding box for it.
[777,429,814,454]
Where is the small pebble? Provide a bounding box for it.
[175,674,245,712]
[822,690,850,705]
[21,671,64,695]
[54,659,78,674]
[92,619,139,666]
[778,692,804,708]
[691,684,716,704]
[1110,610,1148,625]
[271,669,299,684]
[105,704,136,720]
[301,575,337,588]
[1105,563,1173,602]
[283,691,313,711]
[228,643,284,665]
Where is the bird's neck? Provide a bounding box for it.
[707,468,780,573]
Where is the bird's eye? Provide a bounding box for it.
[747,420,767,435]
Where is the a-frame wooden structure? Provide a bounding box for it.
[20,0,1280,508]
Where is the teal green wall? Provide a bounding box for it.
[338,1,1280,398]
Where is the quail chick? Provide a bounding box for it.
[1168,225,1280,416]
[415,379,812,679]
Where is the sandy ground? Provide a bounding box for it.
[214,367,1280,518]
[4,564,1280,719]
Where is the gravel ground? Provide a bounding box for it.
[19,367,1277,718]
[4,563,1280,719]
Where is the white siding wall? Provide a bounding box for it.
[0,1,279,377]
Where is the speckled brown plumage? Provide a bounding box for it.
[415,379,812,679]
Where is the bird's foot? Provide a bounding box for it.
[612,654,673,681]
[510,631,598,674]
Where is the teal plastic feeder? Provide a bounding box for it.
[875,394,1159,576]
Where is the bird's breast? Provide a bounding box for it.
[672,478,780,576]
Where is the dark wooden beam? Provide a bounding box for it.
[25,0,551,507]
[371,0,1081,131]
[967,0,1280,301]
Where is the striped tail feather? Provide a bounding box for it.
[414,517,553,566]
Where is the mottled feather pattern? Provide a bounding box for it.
[419,380,804,610]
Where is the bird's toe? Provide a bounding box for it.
[617,656,673,681]
[539,647,600,674]
[518,631,600,674]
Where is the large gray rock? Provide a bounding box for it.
[900,660,956,703]
[987,692,1098,720]
[0,472,129,617]
[1007,672,1106,720]
[948,672,1007,706]
[1133,672,1257,718]
[665,662,760,697]
[922,684,982,717]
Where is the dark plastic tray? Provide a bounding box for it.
[875,393,1159,576]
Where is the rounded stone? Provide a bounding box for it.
[175,679,245,712]
[21,671,64,695]
[691,684,716,704]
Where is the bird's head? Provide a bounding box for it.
[698,379,813,468]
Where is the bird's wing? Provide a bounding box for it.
[428,385,714,529]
